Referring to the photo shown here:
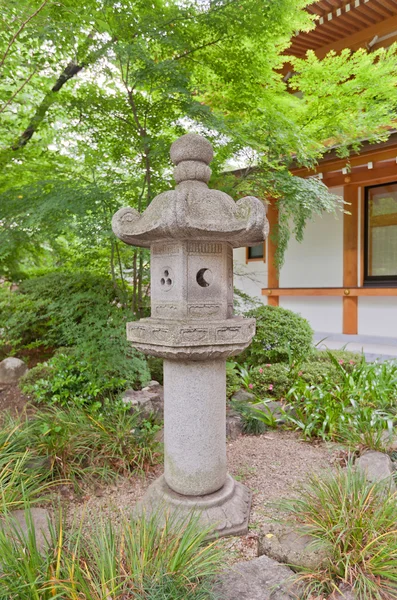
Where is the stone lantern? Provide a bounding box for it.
[112,133,268,537]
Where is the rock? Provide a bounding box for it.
[0,357,28,384]
[380,430,397,452]
[356,451,395,488]
[231,389,255,403]
[226,409,243,440]
[0,508,51,553]
[258,523,328,571]
[329,584,357,599]
[262,400,284,420]
[122,381,164,420]
[214,554,300,600]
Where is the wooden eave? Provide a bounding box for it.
[289,0,397,59]
[291,130,397,185]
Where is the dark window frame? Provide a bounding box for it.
[364,182,397,287]
[246,243,266,262]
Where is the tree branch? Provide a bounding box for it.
[0,68,38,114]
[9,36,116,151]
[0,0,49,72]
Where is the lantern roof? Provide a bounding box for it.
[112,134,268,249]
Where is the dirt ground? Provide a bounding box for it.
[0,383,337,562]
[0,383,29,415]
[63,430,337,563]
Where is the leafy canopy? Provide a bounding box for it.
[1,0,396,279]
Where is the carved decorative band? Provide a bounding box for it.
[187,242,223,254]
[152,243,180,255]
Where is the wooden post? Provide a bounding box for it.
[343,185,359,334]
[267,200,279,307]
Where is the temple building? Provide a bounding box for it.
[234,0,397,341]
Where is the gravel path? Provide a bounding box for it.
[225,430,336,562]
[64,430,336,562]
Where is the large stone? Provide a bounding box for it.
[231,389,255,403]
[226,409,243,440]
[0,508,51,553]
[258,523,328,571]
[356,451,395,488]
[122,381,163,420]
[380,430,397,452]
[213,554,301,600]
[0,357,28,384]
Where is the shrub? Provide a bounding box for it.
[241,305,313,366]
[248,363,292,399]
[226,362,242,399]
[21,351,127,411]
[0,508,224,600]
[281,464,397,600]
[1,272,151,397]
[233,351,361,401]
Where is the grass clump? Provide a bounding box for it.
[0,418,52,512]
[1,405,161,489]
[281,464,397,600]
[0,508,223,600]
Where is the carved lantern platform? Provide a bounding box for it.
[112,133,268,537]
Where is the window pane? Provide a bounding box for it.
[248,244,263,259]
[367,183,397,278]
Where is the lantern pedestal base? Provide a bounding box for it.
[139,474,251,539]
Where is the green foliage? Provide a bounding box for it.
[1,0,397,279]
[226,361,241,400]
[1,405,161,487]
[21,351,126,411]
[229,350,363,401]
[285,356,397,444]
[0,417,51,512]
[0,507,223,599]
[281,464,397,600]
[248,363,292,399]
[232,400,278,435]
[240,305,313,366]
[1,273,150,394]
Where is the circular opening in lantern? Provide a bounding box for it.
[196,268,213,287]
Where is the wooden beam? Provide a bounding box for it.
[292,146,397,178]
[314,14,397,58]
[261,288,397,296]
[324,163,397,187]
[267,200,279,307]
[343,185,359,334]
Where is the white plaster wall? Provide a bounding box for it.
[279,187,344,288]
[233,247,267,305]
[358,298,397,337]
[279,297,343,333]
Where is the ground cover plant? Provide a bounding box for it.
[228,326,397,451]
[285,355,397,445]
[0,507,224,600]
[0,405,161,489]
[281,464,397,600]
